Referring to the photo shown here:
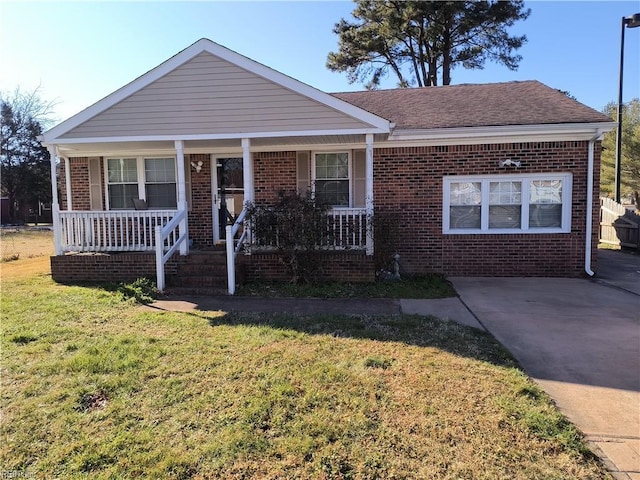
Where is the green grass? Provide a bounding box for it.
[0,273,610,479]
[238,274,456,298]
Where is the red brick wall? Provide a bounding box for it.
[59,157,92,210]
[51,253,178,283]
[243,252,375,283]
[254,151,297,203]
[59,141,599,279]
[372,142,599,277]
[187,154,213,247]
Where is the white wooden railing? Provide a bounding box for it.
[226,208,249,295]
[325,208,367,249]
[59,210,178,252]
[155,209,188,292]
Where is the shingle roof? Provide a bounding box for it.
[331,81,611,130]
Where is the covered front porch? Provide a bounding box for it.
[39,39,392,292]
[46,134,378,293]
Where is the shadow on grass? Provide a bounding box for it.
[203,310,518,370]
[237,274,457,299]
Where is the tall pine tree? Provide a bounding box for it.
[327,0,530,89]
[600,99,640,210]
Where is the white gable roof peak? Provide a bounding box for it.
[42,38,390,143]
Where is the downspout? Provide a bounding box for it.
[585,129,604,276]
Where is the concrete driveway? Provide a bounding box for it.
[451,272,639,479]
[596,249,640,295]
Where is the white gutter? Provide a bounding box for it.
[389,122,617,142]
[585,129,606,277]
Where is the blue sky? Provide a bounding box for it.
[1,1,639,123]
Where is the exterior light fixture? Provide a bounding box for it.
[614,13,640,203]
[500,159,521,168]
[190,160,203,173]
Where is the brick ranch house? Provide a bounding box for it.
[40,38,615,293]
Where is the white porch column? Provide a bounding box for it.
[242,138,254,204]
[47,146,62,255]
[64,157,72,210]
[175,140,189,255]
[365,133,374,255]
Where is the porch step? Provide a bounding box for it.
[181,251,228,264]
[165,250,244,291]
[162,286,229,297]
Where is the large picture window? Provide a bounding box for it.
[314,152,350,206]
[443,173,572,234]
[105,156,177,209]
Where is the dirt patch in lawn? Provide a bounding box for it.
[0,256,51,281]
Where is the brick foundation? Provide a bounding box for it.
[50,252,179,284]
[242,251,375,283]
[50,251,374,286]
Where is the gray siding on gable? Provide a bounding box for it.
[61,53,370,139]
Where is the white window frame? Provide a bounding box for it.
[443,173,572,234]
[104,156,177,210]
[311,150,352,207]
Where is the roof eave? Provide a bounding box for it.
[388,122,617,142]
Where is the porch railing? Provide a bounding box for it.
[325,208,367,249]
[59,210,178,252]
[156,209,188,292]
[226,207,249,295]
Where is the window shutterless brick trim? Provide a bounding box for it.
[371,141,599,277]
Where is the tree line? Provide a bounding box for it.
[0,88,54,224]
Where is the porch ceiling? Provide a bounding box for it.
[55,134,389,157]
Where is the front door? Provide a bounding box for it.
[212,157,244,242]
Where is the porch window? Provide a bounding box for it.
[443,173,572,234]
[144,158,177,208]
[314,152,350,206]
[107,158,138,209]
[105,156,177,210]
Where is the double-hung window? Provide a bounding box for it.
[106,157,177,209]
[144,158,177,208]
[314,152,350,207]
[107,158,138,209]
[443,173,572,234]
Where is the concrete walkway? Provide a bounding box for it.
[150,295,482,330]
[451,276,640,480]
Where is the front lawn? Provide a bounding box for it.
[0,227,53,262]
[0,270,609,478]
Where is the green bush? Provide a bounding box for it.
[117,277,158,304]
[246,191,330,284]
